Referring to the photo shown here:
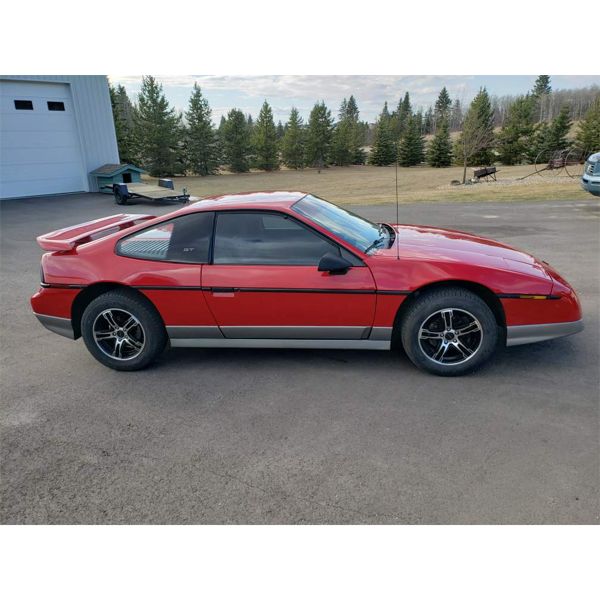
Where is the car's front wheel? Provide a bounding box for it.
[81,290,167,371]
[400,287,499,376]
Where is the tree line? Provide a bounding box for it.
[110,76,369,177]
[369,76,600,182]
[110,75,600,179]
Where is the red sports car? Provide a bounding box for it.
[31,192,583,376]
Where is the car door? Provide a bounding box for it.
[202,210,377,340]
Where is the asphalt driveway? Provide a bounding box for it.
[1,193,598,524]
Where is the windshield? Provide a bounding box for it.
[292,195,387,253]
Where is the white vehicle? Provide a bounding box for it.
[581,152,600,197]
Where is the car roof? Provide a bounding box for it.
[186,190,308,213]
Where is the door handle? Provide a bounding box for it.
[210,287,237,297]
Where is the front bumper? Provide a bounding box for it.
[581,176,600,196]
[506,319,584,346]
[34,313,75,339]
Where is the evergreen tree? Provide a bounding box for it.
[454,88,496,182]
[532,75,552,122]
[346,95,366,164]
[305,101,333,168]
[281,107,305,169]
[276,120,285,140]
[393,92,412,138]
[454,87,495,167]
[496,95,536,165]
[331,117,353,166]
[532,104,572,158]
[331,96,365,166]
[450,99,463,131]
[368,104,396,166]
[427,117,452,167]
[221,108,252,172]
[532,75,552,97]
[434,87,452,120]
[135,76,183,176]
[423,107,434,135]
[575,96,600,152]
[398,115,425,166]
[252,101,279,170]
[346,95,360,121]
[109,84,137,164]
[183,83,220,176]
[331,98,352,166]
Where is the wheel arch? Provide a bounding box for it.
[71,282,161,339]
[392,279,506,347]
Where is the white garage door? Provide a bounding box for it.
[0,80,87,199]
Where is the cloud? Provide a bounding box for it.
[110,74,473,108]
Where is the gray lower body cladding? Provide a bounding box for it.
[506,320,584,346]
[35,314,584,350]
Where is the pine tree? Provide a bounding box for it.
[369,104,396,166]
[454,88,496,182]
[532,75,552,122]
[221,108,252,172]
[276,120,285,140]
[434,87,452,131]
[183,83,220,176]
[305,101,333,168]
[496,95,536,165]
[109,84,137,164]
[331,96,365,166]
[135,76,184,176]
[393,92,412,138]
[252,101,279,171]
[281,107,305,169]
[532,104,572,158]
[346,95,366,164]
[427,117,452,167]
[398,115,425,166]
[575,96,600,153]
[532,75,552,97]
[331,98,352,166]
[454,87,495,168]
[423,107,434,135]
[450,99,463,131]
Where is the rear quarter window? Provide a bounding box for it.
[117,212,214,263]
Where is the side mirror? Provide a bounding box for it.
[318,252,352,275]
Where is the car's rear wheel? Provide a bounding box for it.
[400,287,499,376]
[81,290,167,371]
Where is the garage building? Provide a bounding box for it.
[0,75,119,199]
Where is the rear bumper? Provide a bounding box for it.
[506,319,584,346]
[34,313,75,339]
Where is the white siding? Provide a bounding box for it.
[0,75,119,198]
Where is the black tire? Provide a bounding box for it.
[399,287,499,376]
[81,289,167,371]
[113,190,128,205]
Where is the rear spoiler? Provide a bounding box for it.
[36,214,155,251]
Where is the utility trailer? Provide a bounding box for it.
[110,178,190,205]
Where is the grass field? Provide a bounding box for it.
[159,164,591,206]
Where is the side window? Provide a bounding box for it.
[213,212,338,265]
[117,212,214,263]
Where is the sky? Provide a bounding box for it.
[108,75,600,125]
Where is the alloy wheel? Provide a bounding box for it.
[418,308,483,365]
[92,308,145,361]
